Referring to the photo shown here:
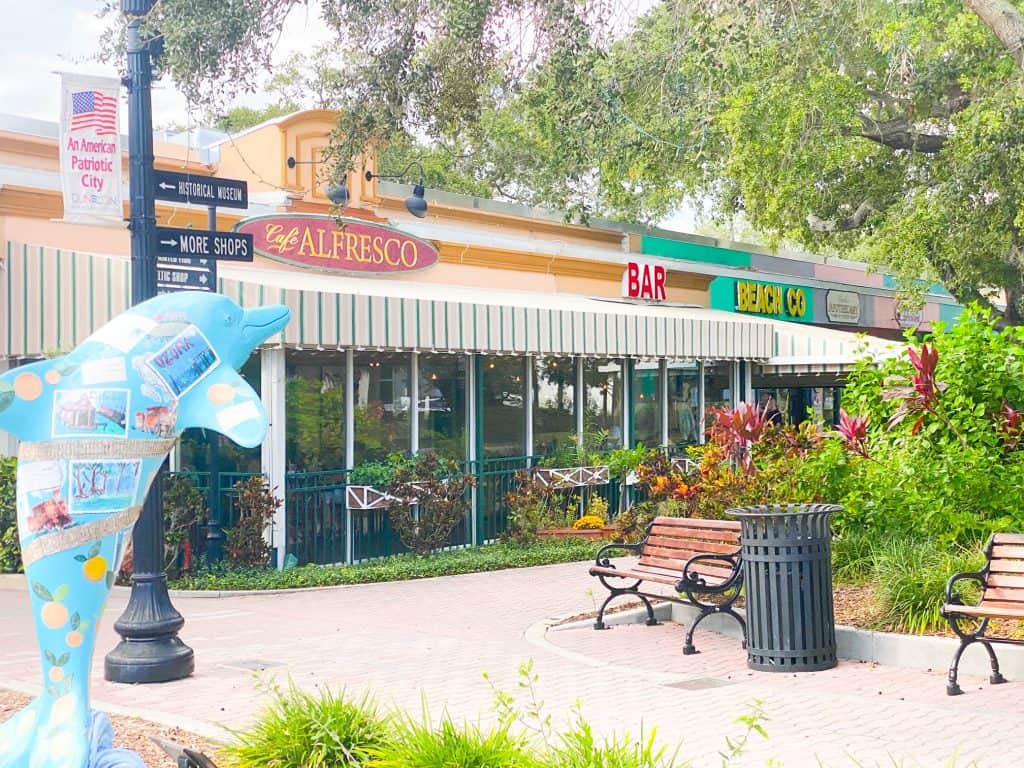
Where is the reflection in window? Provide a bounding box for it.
[703,361,734,438]
[353,351,411,464]
[285,352,345,471]
[631,362,662,448]
[418,354,468,459]
[481,356,526,457]
[582,359,623,450]
[180,354,262,474]
[533,357,576,457]
[668,362,700,447]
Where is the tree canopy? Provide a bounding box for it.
[107,0,1024,320]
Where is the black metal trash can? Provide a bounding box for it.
[727,503,842,672]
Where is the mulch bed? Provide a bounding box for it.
[0,689,221,767]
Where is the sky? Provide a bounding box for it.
[0,1,695,230]
[0,1,332,129]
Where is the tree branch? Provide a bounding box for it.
[807,200,877,232]
[967,0,1024,68]
[844,115,948,153]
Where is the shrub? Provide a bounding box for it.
[162,473,206,577]
[385,451,476,556]
[572,514,606,531]
[0,526,21,574]
[548,712,681,768]
[373,705,539,768]
[0,457,18,574]
[871,537,985,634]
[225,477,281,566]
[349,455,412,487]
[224,681,390,768]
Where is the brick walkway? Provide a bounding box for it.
[1,562,1022,766]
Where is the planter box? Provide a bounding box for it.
[536,526,617,541]
[534,466,610,488]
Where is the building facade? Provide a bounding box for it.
[0,109,931,565]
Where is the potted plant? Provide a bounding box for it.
[536,493,616,541]
[346,456,407,510]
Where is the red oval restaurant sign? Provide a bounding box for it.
[235,214,440,275]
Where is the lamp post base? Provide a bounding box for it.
[104,573,194,684]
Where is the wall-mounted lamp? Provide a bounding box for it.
[286,156,349,206]
[364,161,428,218]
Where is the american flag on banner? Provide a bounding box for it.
[70,90,118,135]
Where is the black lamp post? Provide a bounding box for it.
[104,0,195,684]
[365,161,429,218]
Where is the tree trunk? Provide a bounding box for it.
[967,0,1024,68]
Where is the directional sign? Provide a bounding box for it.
[155,226,254,262]
[153,170,248,209]
[156,255,217,294]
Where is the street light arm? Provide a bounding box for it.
[365,161,425,183]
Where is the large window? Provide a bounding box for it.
[703,361,734,439]
[285,352,345,471]
[418,354,468,459]
[668,362,700,448]
[533,357,576,457]
[631,362,662,448]
[353,351,411,464]
[180,354,263,474]
[582,358,623,450]
[481,356,526,457]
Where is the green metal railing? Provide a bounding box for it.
[470,455,537,543]
[286,470,349,565]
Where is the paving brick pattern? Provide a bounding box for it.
[0,562,1022,766]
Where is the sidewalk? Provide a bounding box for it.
[1,563,1021,766]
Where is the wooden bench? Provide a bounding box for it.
[942,533,1024,695]
[589,516,745,654]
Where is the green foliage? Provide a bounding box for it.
[224,681,390,768]
[225,477,281,567]
[373,705,539,768]
[537,431,610,469]
[0,457,17,573]
[213,104,297,133]
[349,456,411,487]
[385,451,476,556]
[162,473,206,576]
[604,445,652,480]
[871,538,985,634]
[172,539,597,591]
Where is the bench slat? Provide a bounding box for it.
[650,516,740,531]
[991,544,1024,559]
[986,573,1024,589]
[988,558,1024,575]
[646,528,740,544]
[588,565,679,586]
[644,536,738,555]
[944,602,1024,620]
[641,543,737,561]
[635,559,735,581]
[992,533,1024,546]
[639,555,735,579]
[645,535,739,552]
[981,587,1024,603]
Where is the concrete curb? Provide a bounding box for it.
[669,603,1024,679]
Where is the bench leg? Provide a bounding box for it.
[594,591,622,630]
[721,606,747,650]
[979,638,1006,685]
[637,594,660,626]
[947,638,971,696]
[683,608,713,655]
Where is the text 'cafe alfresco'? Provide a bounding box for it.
[0,111,889,568]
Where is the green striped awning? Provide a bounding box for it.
[2,242,774,360]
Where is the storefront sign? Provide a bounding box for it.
[621,261,666,301]
[236,214,440,275]
[709,277,814,323]
[58,72,122,221]
[825,290,861,324]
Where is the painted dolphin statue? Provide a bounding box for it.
[0,292,290,768]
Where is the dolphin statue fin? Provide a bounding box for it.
[173,366,268,448]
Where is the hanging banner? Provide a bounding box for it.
[58,73,123,221]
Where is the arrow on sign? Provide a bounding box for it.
[158,182,175,191]
[159,238,178,248]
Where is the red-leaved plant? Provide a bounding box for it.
[836,409,870,458]
[882,344,950,436]
[708,402,770,472]
[1000,401,1024,451]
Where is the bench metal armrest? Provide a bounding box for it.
[945,570,986,606]
[675,552,742,596]
[594,541,642,567]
